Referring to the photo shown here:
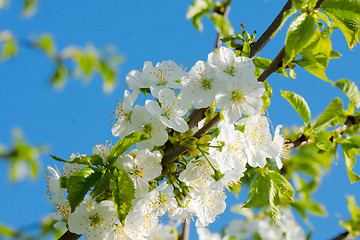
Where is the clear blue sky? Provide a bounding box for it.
[0,0,359,239]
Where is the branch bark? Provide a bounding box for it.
[249,0,292,58]
[214,3,231,49]
[257,47,285,82]
[330,231,350,240]
[58,231,81,240]
[178,221,190,240]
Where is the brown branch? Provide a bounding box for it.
[250,0,292,58]
[330,231,350,240]
[178,221,190,240]
[215,3,231,49]
[287,115,360,149]
[162,113,221,166]
[257,47,285,82]
[58,231,81,240]
[315,0,326,10]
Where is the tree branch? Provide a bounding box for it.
[178,221,190,240]
[287,115,360,149]
[58,231,81,240]
[257,47,285,82]
[215,3,231,49]
[249,0,292,58]
[315,0,326,10]
[330,231,350,240]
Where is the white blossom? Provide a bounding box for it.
[181,60,222,109]
[112,90,138,138]
[115,149,162,198]
[145,88,189,133]
[68,200,116,240]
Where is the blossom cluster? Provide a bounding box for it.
[46,47,287,239]
[197,208,305,240]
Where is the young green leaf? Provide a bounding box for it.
[49,64,68,89]
[23,0,37,17]
[341,145,360,183]
[348,135,360,148]
[322,0,360,49]
[34,34,55,56]
[110,169,135,225]
[268,171,295,222]
[99,60,116,93]
[315,131,334,151]
[68,154,104,166]
[65,167,102,212]
[91,170,111,199]
[107,132,150,165]
[281,91,311,124]
[186,0,212,31]
[252,57,288,78]
[0,224,16,237]
[313,97,343,129]
[340,195,360,238]
[261,81,273,112]
[0,31,17,60]
[283,12,316,67]
[49,154,67,163]
[243,172,270,208]
[335,79,360,108]
[268,171,295,204]
[208,12,234,37]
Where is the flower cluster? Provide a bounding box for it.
[46,47,287,239]
[197,208,305,240]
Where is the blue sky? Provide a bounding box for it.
[0,0,359,239]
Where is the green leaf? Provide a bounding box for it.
[68,155,104,166]
[296,52,329,82]
[348,135,360,148]
[340,195,360,237]
[0,223,16,237]
[221,35,235,43]
[107,132,149,165]
[268,171,295,203]
[261,81,272,111]
[23,0,37,17]
[0,31,17,60]
[268,171,295,222]
[295,27,335,83]
[99,61,116,93]
[330,50,342,59]
[315,131,334,151]
[253,57,288,78]
[291,200,327,217]
[313,98,343,129]
[269,180,281,222]
[34,34,55,56]
[342,145,360,183]
[208,12,234,37]
[243,172,270,208]
[281,91,311,124]
[91,170,111,199]
[110,169,135,225]
[186,0,211,31]
[283,12,316,66]
[65,167,102,212]
[335,79,360,108]
[49,64,68,89]
[49,155,67,163]
[322,0,360,49]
